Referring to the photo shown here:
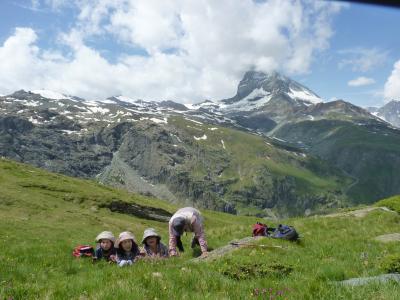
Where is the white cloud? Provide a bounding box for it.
[0,28,42,90]
[31,0,40,10]
[22,0,66,12]
[44,0,69,10]
[384,60,400,101]
[348,76,375,87]
[0,1,344,102]
[338,48,388,72]
[109,1,183,54]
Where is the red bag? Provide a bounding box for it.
[252,222,268,237]
[72,245,95,258]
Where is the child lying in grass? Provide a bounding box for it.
[93,231,116,262]
[141,228,169,258]
[115,231,141,267]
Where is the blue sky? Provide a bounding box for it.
[293,2,400,107]
[0,0,399,106]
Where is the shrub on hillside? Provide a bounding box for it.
[380,254,400,273]
[221,262,293,280]
[375,195,400,214]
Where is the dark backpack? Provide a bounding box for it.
[252,222,268,237]
[272,224,299,241]
[72,245,95,258]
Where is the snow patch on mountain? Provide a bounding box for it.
[183,103,195,110]
[115,95,136,103]
[84,101,101,106]
[115,110,129,116]
[185,118,203,125]
[60,130,77,135]
[22,100,41,107]
[102,99,117,104]
[220,88,272,112]
[287,88,322,104]
[86,106,110,114]
[243,88,270,100]
[31,90,72,100]
[194,134,207,140]
[133,99,153,107]
[171,134,182,143]
[28,116,41,124]
[221,139,226,149]
[150,117,168,124]
[272,137,287,142]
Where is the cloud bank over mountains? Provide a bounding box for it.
[0,0,343,102]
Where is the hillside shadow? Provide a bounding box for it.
[192,246,215,258]
[100,200,172,222]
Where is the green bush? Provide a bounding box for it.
[375,195,400,214]
[221,262,293,280]
[380,254,400,273]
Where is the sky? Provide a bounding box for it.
[0,0,399,107]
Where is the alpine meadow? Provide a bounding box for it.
[1,0,400,299]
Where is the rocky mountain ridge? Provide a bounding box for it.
[1,70,400,215]
[367,100,400,128]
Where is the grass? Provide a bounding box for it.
[0,158,399,299]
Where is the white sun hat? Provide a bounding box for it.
[95,231,115,243]
[115,231,137,248]
[141,228,161,244]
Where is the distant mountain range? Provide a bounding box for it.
[1,70,400,216]
[367,100,400,128]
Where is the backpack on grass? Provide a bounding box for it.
[272,224,299,241]
[72,245,95,258]
[252,222,268,237]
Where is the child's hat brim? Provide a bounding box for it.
[95,231,115,243]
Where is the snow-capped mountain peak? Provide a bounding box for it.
[367,100,400,128]
[221,70,322,111]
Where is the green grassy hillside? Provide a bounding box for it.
[275,120,400,204]
[166,116,350,216]
[0,158,399,299]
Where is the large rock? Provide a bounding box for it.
[339,274,400,286]
[374,233,400,243]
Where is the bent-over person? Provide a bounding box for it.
[168,207,208,257]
